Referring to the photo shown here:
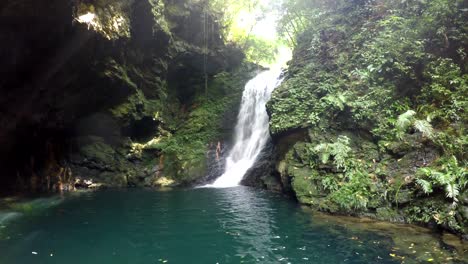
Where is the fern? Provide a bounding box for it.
[395,110,436,140]
[416,156,466,205]
[322,176,339,192]
[413,119,434,138]
[322,92,348,111]
[314,144,331,163]
[314,135,351,170]
[416,178,433,193]
[332,136,351,170]
[396,110,416,131]
[445,184,459,201]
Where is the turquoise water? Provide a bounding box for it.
[0,188,463,263]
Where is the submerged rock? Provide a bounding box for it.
[309,211,468,263]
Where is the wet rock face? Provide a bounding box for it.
[241,141,284,192]
[268,123,468,235]
[0,0,244,194]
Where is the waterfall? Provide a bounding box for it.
[209,70,282,188]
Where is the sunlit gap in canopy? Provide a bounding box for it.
[76,12,97,29]
[250,12,292,69]
[225,0,292,69]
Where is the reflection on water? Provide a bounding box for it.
[0,187,466,264]
[213,187,283,261]
[308,210,468,263]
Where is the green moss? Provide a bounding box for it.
[376,207,401,222]
[290,167,321,205]
[150,0,171,35]
[158,95,235,181]
[110,89,161,121]
[76,1,131,39]
[147,65,255,183]
[97,172,128,187]
[166,3,190,18]
[404,198,461,232]
[80,138,116,165]
[76,136,134,177]
[269,0,467,234]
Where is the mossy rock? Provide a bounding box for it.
[160,147,208,185]
[262,175,283,192]
[94,171,127,187]
[356,141,380,162]
[460,190,468,205]
[376,207,404,222]
[394,188,415,205]
[383,134,424,157]
[459,206,468,235]
[292,142,310,164]
[290,166,323,205]
[79,137,116,165]
[459,206,468,220]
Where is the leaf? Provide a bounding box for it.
[413,119,434,138]
[396,110,416,132]
[445,184,459,199]
[320,152,331,164]
[416,179,433,194]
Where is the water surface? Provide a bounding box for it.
[0,188,465,263]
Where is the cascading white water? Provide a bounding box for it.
[209,70,282,188]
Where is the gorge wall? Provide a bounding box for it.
[0,0,256,194]
[259,0,467,237]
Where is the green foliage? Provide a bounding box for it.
[404,199,461,231]
[394,110,435,140]
[268,67,349,134]
[243,36,279,65]
[157,101,225,179]
[396,110,416,132]
[413,120,434,139]
[313,135,352,171]
[153,68,250,181]
[274,0,315,47]
[416,156,467,205]
[208,0,261,38]
[297,136,378,211]
[321,175,339,192]
[330,169,373,210]
[271,0,467,231]
[208,0,282,66]
[415,178,433,194]
[419,58,468,124]
[268,76,317,133]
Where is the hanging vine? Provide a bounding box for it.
[203,3,208,97]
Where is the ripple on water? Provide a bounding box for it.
[0,188,466,264]
[0,211,23,225]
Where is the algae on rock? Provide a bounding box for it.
[266,0,467,236]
